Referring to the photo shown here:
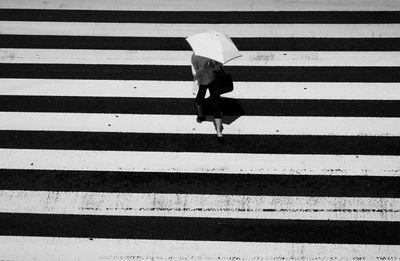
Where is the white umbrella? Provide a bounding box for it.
[185,30,241,64]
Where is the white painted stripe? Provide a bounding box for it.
[2,21,399,38]
[1,237,399,261]
[2,79,400,100]
[1,0,399,11]
[2,49,400,67]
[1,190,399,221]
[2,112,400,137]
[0,149,398,176]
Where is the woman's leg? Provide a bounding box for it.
[214,118,223,137]
[195,85,207,121]
[196,104,205,118]
[209,82,223,138]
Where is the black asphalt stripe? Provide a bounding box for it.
[3,35,400,51]
[0,213,399,244]
[1,131,399,155]
[1,96,399,117]
[235,37,400,51]
[2,64,400,82]
[1,169,399,198]
[1,9,399,23]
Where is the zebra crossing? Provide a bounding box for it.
[1,0,400,260]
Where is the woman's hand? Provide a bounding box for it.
[214,64,222,72]
[204,60,214,68]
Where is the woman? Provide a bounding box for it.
[191,53,224,143]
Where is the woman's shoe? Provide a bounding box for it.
[217,136,225,144]
[196,116,205,123]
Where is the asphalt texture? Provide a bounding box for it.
[1,130,399,155]
[1,213,400,244]
[1,169,400,198]
[2,35,400,51]
[2,64,400,82]
[1,9,400,23]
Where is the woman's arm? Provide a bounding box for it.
[191,55,210,80]
[191,54,203,80]
[210,60,222,72]
[192,66,206,80]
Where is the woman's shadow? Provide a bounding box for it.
[200,96,245,125]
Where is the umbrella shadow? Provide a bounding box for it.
[201,97,245,125]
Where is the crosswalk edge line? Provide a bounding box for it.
[0,149,399,176]
[0,190,399,221]
[2,22,400,38]
[0,236,399,260]
[1,112,400,136]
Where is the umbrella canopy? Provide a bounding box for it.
[185,30,241,64]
